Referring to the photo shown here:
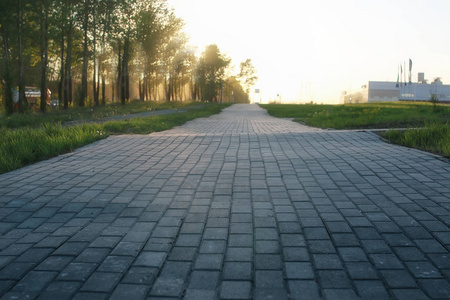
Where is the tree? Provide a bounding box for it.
[39,0,49,113]
[196,44,230,102]
[79,0,90,107]
[0,0,16,115]
[238,58,257,94]
[223,76,249,103]
[17,0,26,113]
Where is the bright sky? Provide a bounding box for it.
[166,0,450,104]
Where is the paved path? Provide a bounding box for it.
[0,104,449,299]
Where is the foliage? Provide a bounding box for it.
[223,76,249,103]
[0,103,230,174]
[0,0,253,114]
[382,122,450,158]
[261,102,450,129]
[238,59,258,94]
[196,44,231,102]
[430,94,442,113]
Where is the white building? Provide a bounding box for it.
[341,74,450,104]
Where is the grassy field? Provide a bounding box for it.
[0,100,200,129]
[0,103,230,174]
[260,102,449,129]
[261,102,450,158]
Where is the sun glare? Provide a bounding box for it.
[167,0,450,104]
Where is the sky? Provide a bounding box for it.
[166,0,450,104]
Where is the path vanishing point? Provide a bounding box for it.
[0,104,449,299]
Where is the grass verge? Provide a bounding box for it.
[260,102,449,129]
[261,102,450,158]
[381,123,450,158]
[0,100,201,129]
[0,104,230,174]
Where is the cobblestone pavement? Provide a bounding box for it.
[0,104,449,299]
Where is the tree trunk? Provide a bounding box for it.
[58,32,64,109]
[92,2,99,106]
[1,27,14,115]
[101,74,106,105]
[80,0,89,107]
[17,0,25,113]
[40,0,49,114]
[92,24,97,106]
[111,80,115,103]
[117,41,122,103]
[64,15,73,109]
[121,37,129,104]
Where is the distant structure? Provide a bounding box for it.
[341,73,450,104]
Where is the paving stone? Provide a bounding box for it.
[199,240,227,254]
[313,254,343,270]
[12,271,57,292]
[80,272,122,293]
[308,240,336,254]
[406,261,443,278]
[122,267,157,284]
[134,252,166,268]
[380,270,418,288]
[149,277,185,297]
[225,247,253,262]
[38,281,82,300]
[322,289,359,300]
[98,256,134,273]
[361,240,391,253]
[110,284,148,300]
[418,279,450,298]
[391,288,429,300]
[188,271,219,290]
[318,270,352,288]
[75,248,110,263]
[354,280,390,299]
[228,234,253,247]
[255,270,284,288]
[393,247,427,261]
[338,247,369,262]
[0,263,35,280]
[288,280,321,300]
[223,262,252,280]
[169,247,197,261]
[57,262,97,281]
[370,253,404,269]
[35,256,73,271]
[254,288,288,300]
[195,254,223,270]
[220,281,252,299]
[285,262,315,279]
[184,289,216,300]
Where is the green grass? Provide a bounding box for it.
[0,124,104,173]
[382,122,450,158]
[260,102,450,129]
[261,102,450,158]
[0,103,230,174]
[0,100,201,129]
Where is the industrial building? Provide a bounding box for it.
[341,73,450,104]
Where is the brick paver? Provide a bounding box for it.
[0,104,449,299]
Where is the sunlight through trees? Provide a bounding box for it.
[0,0,256,115]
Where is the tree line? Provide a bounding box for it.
[0,0,257,115]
